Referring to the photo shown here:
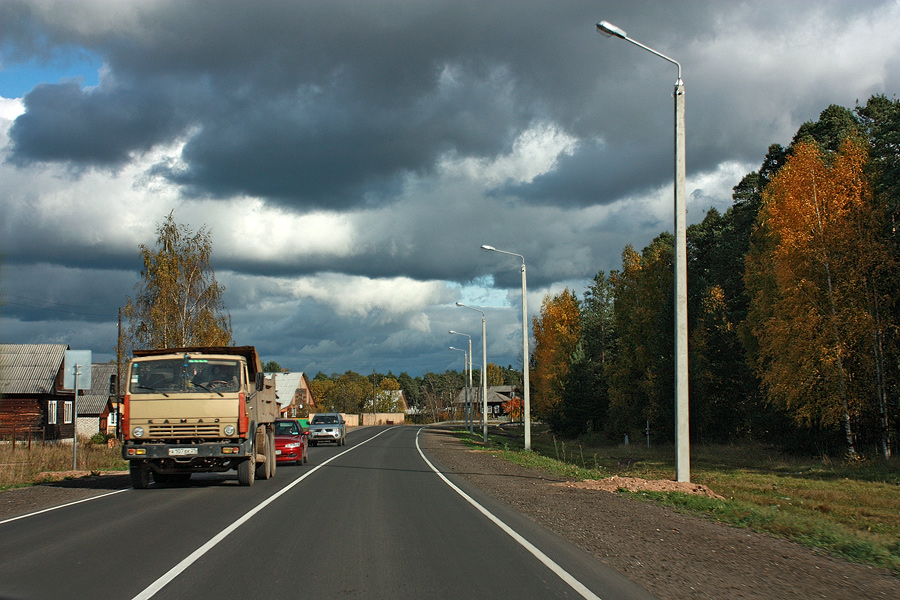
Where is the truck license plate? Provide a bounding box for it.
[168,448,198,456]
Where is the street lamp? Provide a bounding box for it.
[449,330,474,433]
[481,244,531,451]
[596,19,690,482]
[449,346,467,424]
[456,302,488,443]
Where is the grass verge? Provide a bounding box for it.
[454,425,900,575]
[0,438,127,490]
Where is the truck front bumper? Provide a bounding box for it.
[122,439,252,460]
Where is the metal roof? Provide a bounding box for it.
[265,371,306,409]
[78,363,117,415]
[0,344,69,395]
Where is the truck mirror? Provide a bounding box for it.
[256,372,265,391]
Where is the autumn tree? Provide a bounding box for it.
[606,236,675,440]
[124,212,232,350]
[550,272,615,437]
[531,289,581,420]
[745,139,895,457]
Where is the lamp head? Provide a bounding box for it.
[455,302,463,307]
[481,245,496,251]
[596,20,627,39]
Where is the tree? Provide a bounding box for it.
[607,236,675,440]
[551,272,615,438]
[745,139,895,457]
[531,289,581,420]
[486,363,505,386]
[264,360,283,373]
[124,212,231,350]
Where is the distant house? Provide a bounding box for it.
[267,371,317,417]
[386,390,409,412]
[78,363,118,438]
[0,344,74,441]
[453,385,517,418]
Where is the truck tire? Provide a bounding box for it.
[237,456,255,486]
[130,461,150,489]
[267,429,276,478]
[255,427,270,480]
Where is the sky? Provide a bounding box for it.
[1,0,899,378]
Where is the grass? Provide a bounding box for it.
[454,425,900,574]
[0,438,127,490]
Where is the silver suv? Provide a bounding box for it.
[308,413,346,446]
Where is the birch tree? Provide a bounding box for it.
[124,211,232,350]
[746,139,894,457]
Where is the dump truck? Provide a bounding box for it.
[121,346,278,488]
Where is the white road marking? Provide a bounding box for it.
[415,428,603,600]
[0,489,129,525]
[130,428,394,600]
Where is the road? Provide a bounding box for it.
[0,426,655,600]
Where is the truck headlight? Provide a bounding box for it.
[224,425,235,436]
[133,427,144,438]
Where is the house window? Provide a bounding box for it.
[48,400,58,425]
[64,401,73,424]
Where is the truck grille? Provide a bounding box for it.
[148,423,222,437]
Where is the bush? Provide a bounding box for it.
[89,432,115,445]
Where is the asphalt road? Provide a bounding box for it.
[0,426,655,600]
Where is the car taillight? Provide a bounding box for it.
[238,392,248,435]
[122,395,130,440]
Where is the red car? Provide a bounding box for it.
[274,418,308,465]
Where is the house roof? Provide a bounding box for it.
[78,363,117,415]
[453,385,517,405]
[387,389,409,410]
[0,344,68,395]
[265,371,306,410]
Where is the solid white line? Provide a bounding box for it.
[0,488,129,525]
[130,427,395,600]
[415,428,603,600]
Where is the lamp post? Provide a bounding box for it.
[596,19,690,482]
[456,302,488,442]
[449,330,474,433]
[449,346,467,424]
[481,245,531,451]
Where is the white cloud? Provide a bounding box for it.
[290,273,453,319]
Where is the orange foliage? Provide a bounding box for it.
[746,138,892,446]
[531,289,582,419]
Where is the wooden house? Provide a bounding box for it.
[0,344,74,441]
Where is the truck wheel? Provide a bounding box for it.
[268,429,276,478]
[152,472,171,485]
[130,461,150,489]
[237,456,255,486]
[256,427,270,480]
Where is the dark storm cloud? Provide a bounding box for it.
[7,81,184,166]
[498,140,673,206]
[0,0,726,207]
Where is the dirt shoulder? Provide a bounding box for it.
[420,428,900,600]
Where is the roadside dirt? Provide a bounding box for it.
[420,429,900,600]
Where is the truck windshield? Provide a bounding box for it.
[130,358,241,394]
